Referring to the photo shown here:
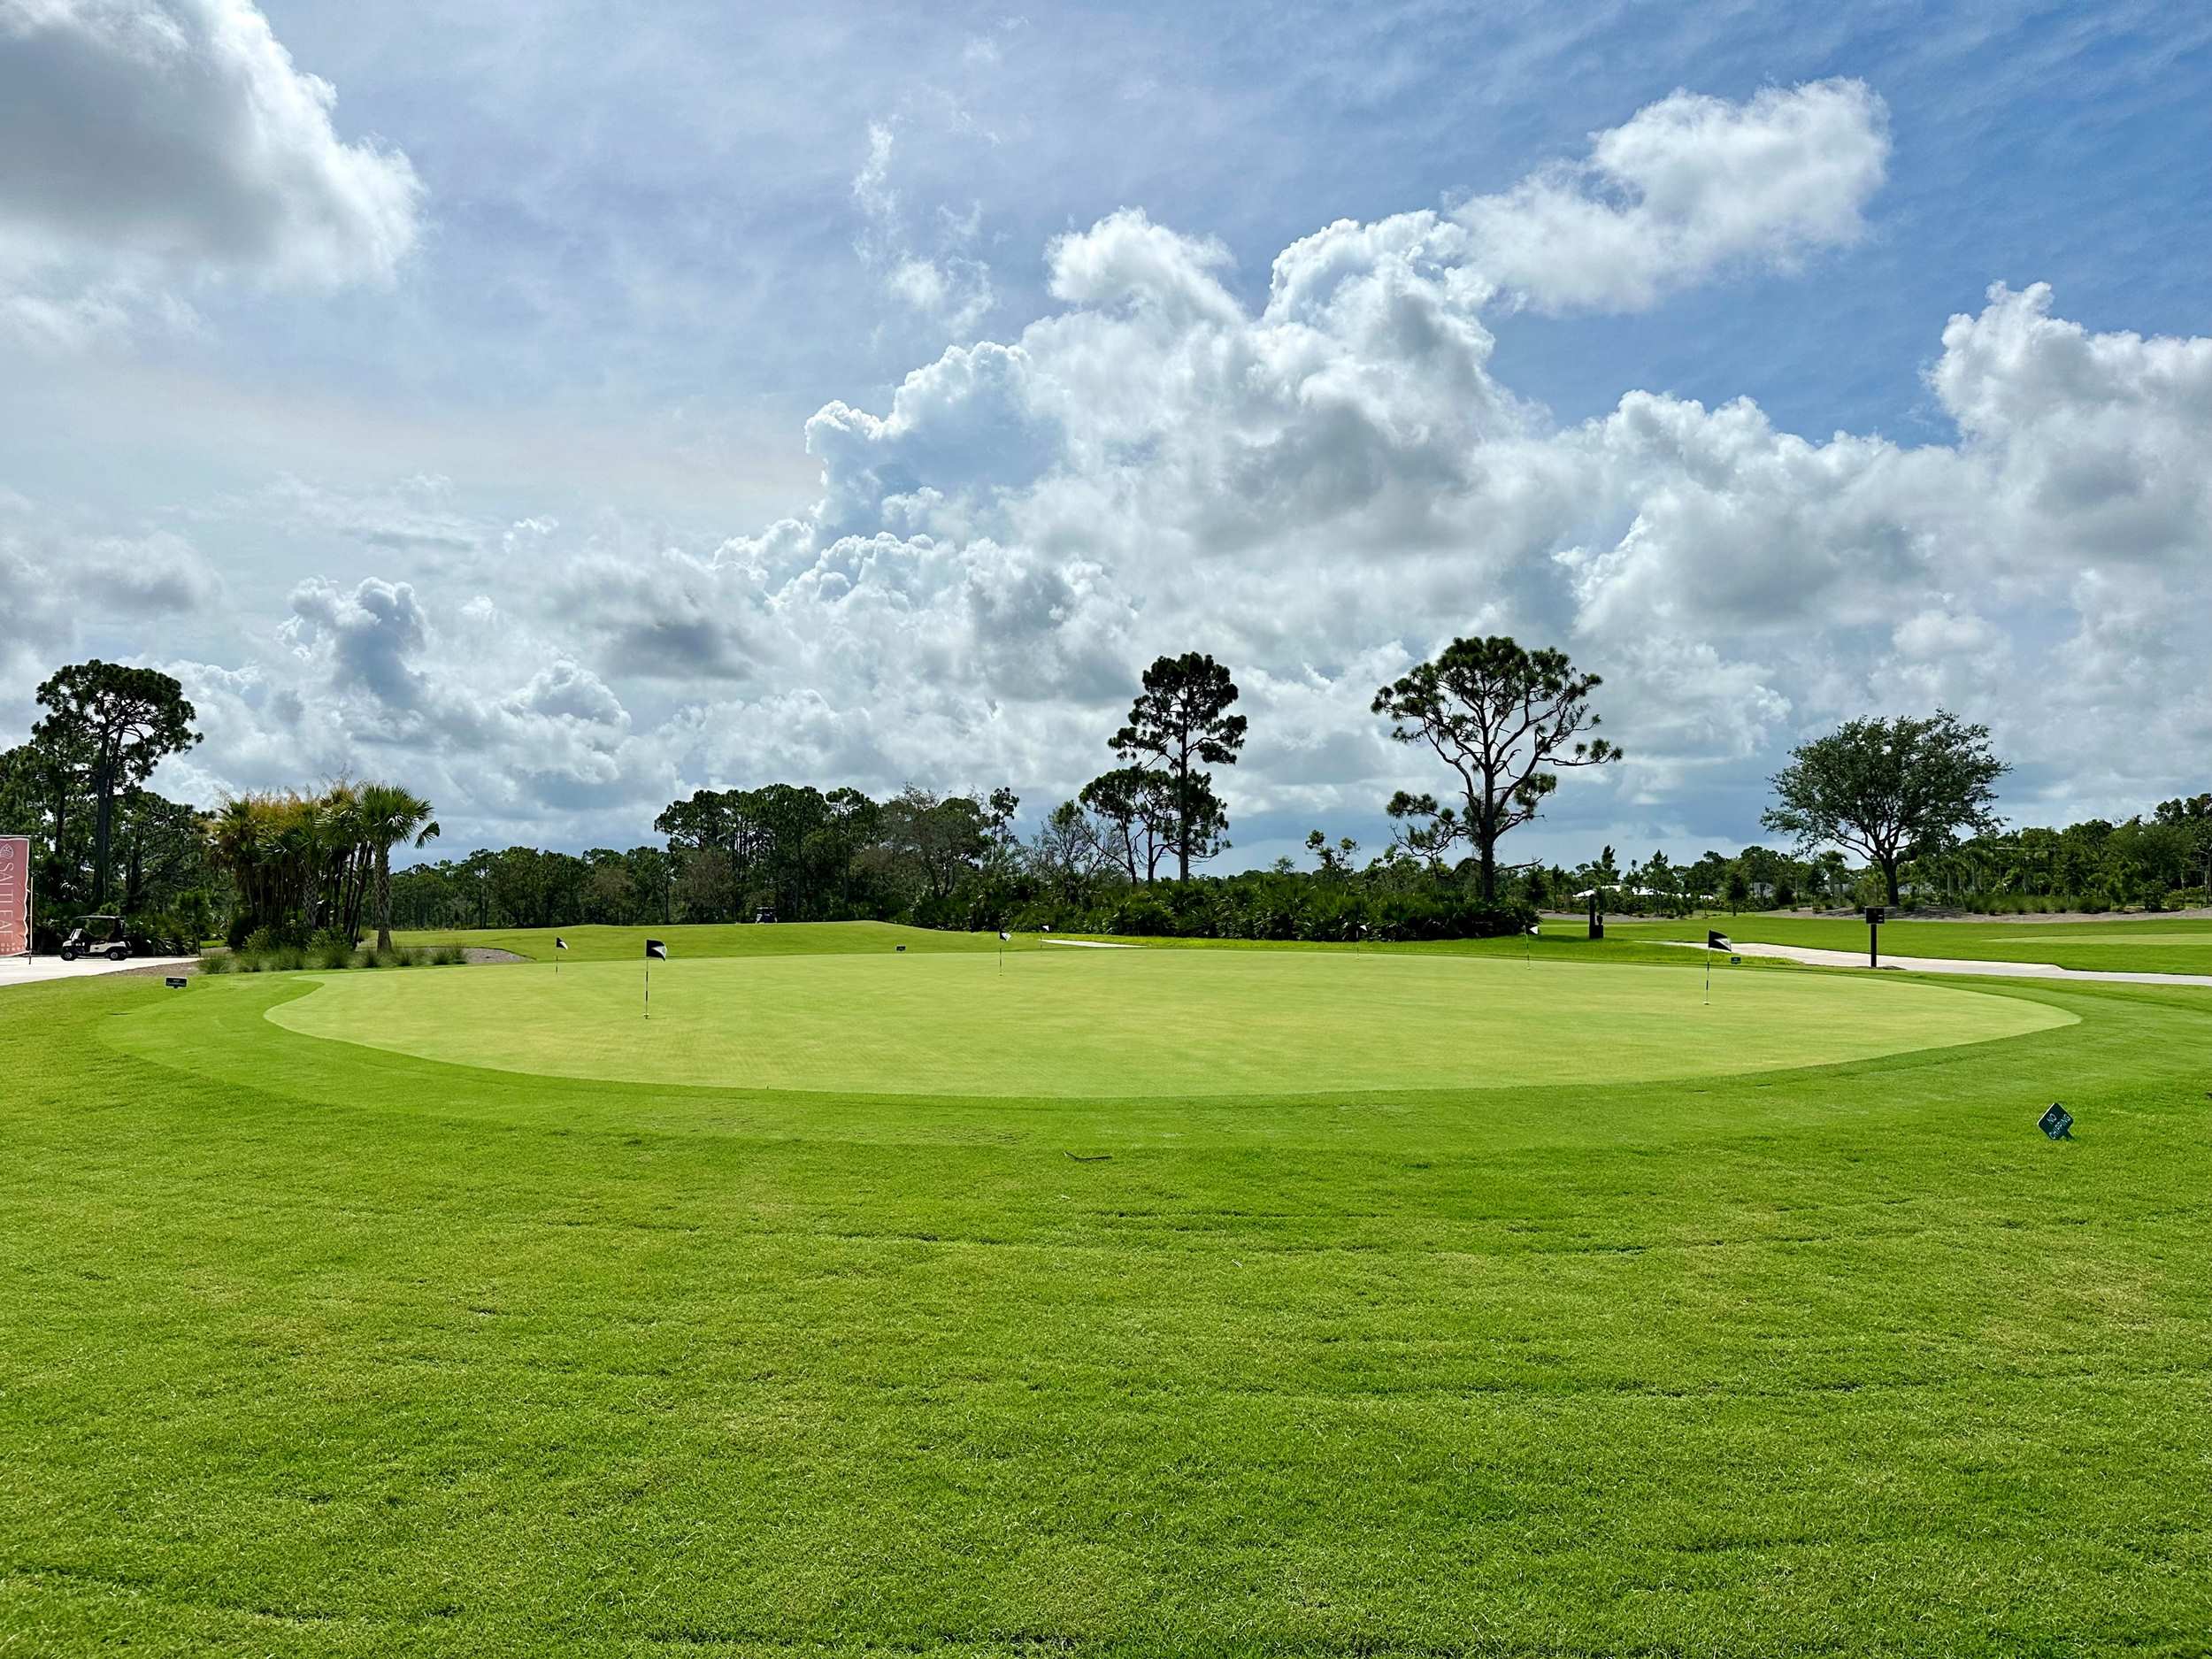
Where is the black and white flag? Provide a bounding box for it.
[1525,924,1540,937]
[998,931,1010,942]
[1708,930,1732,951]
[645,939,667,959]
[556,937,569,951]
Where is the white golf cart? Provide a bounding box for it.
[58,915,131,964]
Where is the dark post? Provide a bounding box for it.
[1866,904,1885,968]
[1588,893,1603,941]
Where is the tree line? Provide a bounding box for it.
[4,648,2207,949]
[0,661,440,951]
[386,638,1624,940]
[0,661,217,947]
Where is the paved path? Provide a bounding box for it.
[0,955,198,989]
[1667,941,2212,989]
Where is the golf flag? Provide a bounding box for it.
[645,939,667,959]
[556,936,569,950]
[998,931,1010,942]
[1708,930,1732,951]
[1525,923,1540,936]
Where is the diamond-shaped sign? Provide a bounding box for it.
[2038,1103,2073,1141]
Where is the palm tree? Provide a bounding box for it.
[357,783,440,951]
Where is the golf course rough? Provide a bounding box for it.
[253,948,2073,1096]
[19,920,2212,1655]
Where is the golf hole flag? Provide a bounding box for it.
[998,931,1010,942]
[645,939,667,960]
[0,835,28,957]
[556,936,569,951]
[1708,930,1733,951]
[1525,923,1540,936]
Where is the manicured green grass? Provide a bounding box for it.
[409,918,1799,973]
[1605,912,2212,974]
[4,931,2211,1655]
[252,949,2068,1096]
[396,918,1007,962]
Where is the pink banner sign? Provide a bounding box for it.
[0,836,27,956]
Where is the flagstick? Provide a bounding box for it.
[644,960,650,1019]
[1704,950,1710,1007]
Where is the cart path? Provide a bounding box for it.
[0,955,198,989]
[1665,940,2212,988]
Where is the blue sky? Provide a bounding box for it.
[3,0,2208,869]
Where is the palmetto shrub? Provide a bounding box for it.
[213,941,466,974]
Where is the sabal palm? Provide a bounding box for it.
[357,783,440,950]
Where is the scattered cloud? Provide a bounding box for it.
[206,473,488,554]
[850,119,995,337]
[11,77,2209,856]
[1455,79,1890,313]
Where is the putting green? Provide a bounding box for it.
[262,949,2073,1097]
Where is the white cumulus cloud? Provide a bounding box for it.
[0,0,422,342]
[19,82,2210,855]
[1455,79,1890,312]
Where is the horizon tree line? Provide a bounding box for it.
[4,648,2208,946]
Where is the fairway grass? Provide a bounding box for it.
[394,918,1010,962]
[254,949,2072,1096]
[6,931,2212,1655]
[1608,912,2212,976]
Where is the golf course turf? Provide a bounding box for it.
[1606,912,2212,976]
[5,921,2211,1655]
[250,949,2070,1096]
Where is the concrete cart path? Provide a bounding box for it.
[0,955,198,989]
[1667,940,2212,989]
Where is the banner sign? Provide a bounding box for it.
[0,836,29,956]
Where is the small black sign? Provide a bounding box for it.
[1865,906,1886,926]
[2039,1102,2073,1141]
[164,976,188,989]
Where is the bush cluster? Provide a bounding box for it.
[980,873,1534,942]
[1946,890,2208,915]
[203,933,467,974]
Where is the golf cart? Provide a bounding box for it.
[58,915,131,964]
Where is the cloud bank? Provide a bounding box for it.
[10,78,2209,858]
